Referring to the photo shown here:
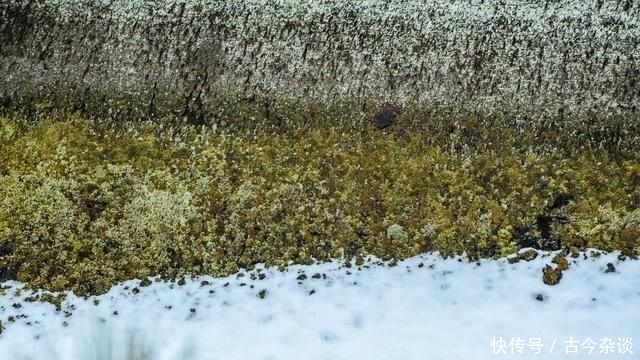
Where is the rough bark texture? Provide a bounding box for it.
[1,0,639,120]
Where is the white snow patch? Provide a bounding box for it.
[0,251,638,359]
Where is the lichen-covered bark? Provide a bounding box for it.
[1,0,639,121]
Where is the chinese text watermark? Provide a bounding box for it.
[491,337,633,355]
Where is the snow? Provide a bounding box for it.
[0,250,638,359]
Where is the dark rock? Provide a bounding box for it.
[374,103,399,129]
[257,289,267,299]
[535,294,544,301]
[605,263,616,273]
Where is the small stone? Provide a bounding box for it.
[535,294,544,301]
[257,289,267,299]
[296,274,307,281]
[374,103,399,129]
[605,263,616,273]
[542,265,562,285]
[140,278,152,287]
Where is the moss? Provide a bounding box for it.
[0,101,638,294]
[542,265,563,285]
[39,292,66,312]
[616,227,640,259]
[551,254,569,271]
[519,249,539,262]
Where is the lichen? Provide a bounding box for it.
[542,265,563,286]
[0,102,637,295]
[552,254,569,271]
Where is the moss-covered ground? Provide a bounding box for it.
[0,97,639,296]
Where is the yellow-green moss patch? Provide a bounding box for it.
[0,101,638,295]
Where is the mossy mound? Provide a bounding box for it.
[0,101,638,295]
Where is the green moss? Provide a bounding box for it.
[552,254,570,271]
[0,101,638,295]
[542,265,563,286]
[519,249,539,262]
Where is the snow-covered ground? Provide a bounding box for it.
[0,250,637,360]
